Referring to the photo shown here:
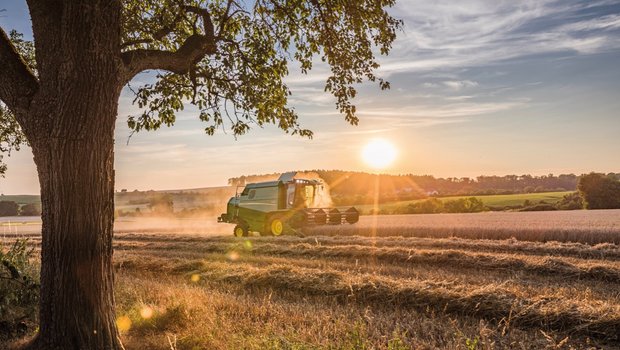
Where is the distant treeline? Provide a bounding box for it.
[229,171,620,206]
[0,202,41,217]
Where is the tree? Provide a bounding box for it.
[578,173,620,209]
[0,1,400,348]
[19,202,42,216]
[0,200,19,216]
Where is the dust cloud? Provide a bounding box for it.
[293,171,334,208]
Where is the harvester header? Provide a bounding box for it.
[218,172,359,236]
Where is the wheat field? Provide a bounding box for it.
[3,210,620,349]
[108,232,620,349]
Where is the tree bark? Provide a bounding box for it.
[25,66,123,348]
[28,114,121,350]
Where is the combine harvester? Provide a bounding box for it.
[218,172,359,236]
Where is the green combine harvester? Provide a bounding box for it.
[218,172,359,236]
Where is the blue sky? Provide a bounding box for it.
[1,0,619,194]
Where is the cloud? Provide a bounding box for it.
[378,0,620,75]
[443,80,479,90]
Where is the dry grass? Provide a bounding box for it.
[3,210,620,349]
[106,232,620,349]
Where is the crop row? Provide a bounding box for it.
[174,260,620,341]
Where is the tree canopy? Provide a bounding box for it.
[578,173,620,209]
[1,0,401,174]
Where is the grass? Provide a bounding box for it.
[108,233,620,349]
[355,191,572,213]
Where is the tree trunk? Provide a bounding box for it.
[17,1,125,348]
[26,104,121,349]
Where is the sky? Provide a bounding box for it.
[1,0,619,194]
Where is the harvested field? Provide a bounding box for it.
[112,233,620,349]
[4,226,620,349]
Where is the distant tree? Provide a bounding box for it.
[555,192,583,210]
[578,173,620,209]
[443,197,486,213]
[400,198,444,214]
[19,203,41,216]
[0,200,19,216]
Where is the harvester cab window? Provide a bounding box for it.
[287,184,296,207]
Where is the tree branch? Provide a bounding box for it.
[0,27,39,118]
[121,6,217,84]
[121,11,186,49]
[121,35,216,82]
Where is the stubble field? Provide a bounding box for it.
[3,210,620,349]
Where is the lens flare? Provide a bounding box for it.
[226,251,240,261]
[140,306,154,319]
[116,316,132,333]
[243,240,253,250]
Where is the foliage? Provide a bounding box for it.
[0,104,25,177]
[395,198,443,214]
[0,201,19,216]
[19,203,41,216]
[0,31,33,176]
[0,239,39,341]
[554,192,583,210]
[578,173,620,209]
[123,0,401,138]
[443,197,486,213]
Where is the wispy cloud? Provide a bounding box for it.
[380,0,620,75]
[442,80,479,90]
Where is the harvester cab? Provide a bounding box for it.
[218,172,359,237]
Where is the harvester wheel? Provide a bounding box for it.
[233,224,248,237]
[269,218,285,236]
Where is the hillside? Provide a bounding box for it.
[228,170,620,206]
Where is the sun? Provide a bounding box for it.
[362,139,397,169]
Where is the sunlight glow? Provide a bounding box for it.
[362,139,397,169]
[140,306,154,319]
[226,251,240,261]
[116,316,132,333]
